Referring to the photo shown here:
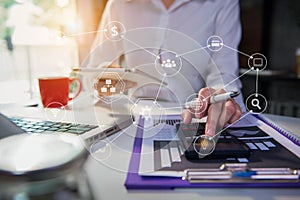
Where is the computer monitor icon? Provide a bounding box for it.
[253,58,263,67]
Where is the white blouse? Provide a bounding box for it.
[85,0,244,108]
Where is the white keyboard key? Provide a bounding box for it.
[238,158,249,163]
[263,141,276,148]
[246,142,258,150]
[160,148,171,168]
[255,142,269,151]
[170,147,181,162]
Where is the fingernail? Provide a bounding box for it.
[206,128,215,136]
[195,112,203,119]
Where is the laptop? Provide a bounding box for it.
[0,111,132,146]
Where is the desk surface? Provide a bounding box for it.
[1,103,300,200]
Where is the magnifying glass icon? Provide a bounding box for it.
[251,98,261,110]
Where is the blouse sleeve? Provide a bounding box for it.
[84,0,124,68]
[206,0,245,109]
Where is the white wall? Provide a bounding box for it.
[0,39,79,103]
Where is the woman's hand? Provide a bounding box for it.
[181,87,242,136]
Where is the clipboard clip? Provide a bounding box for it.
[184,163,300,183]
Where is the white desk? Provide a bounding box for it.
[0,103,299,200]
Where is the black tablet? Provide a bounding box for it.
[176,122,251,160]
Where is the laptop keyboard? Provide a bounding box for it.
[9,117,98,135]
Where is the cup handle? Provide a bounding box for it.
[69,77,82,101]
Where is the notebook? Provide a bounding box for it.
[254,114,300,146]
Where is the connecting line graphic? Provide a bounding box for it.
[108,125,132,144]
[210,111,251,140]
[222,68,253,90]
[175,46,209,57]
[208,68,253,98]
[163,106,183,110]
[61,29,106,37]
[172,40,263,106]
[176,42,252,59]
[155,75,167,101]
[122,37,158,58]
[222,44,253,58]
[166,42,257,100]
[193,112,252,157]
[70,92,95,105]
[121,93,136,105]
[256,69,259,95]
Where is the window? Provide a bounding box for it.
[0,0,79,104]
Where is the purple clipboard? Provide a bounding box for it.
[124,116,300,189]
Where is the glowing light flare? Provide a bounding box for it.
[56,0,70,8]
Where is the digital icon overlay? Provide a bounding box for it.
[248,53,267,71]
[155,50,182,77]
[207,35,223,51]
[184,93,208,115]
[130,98,165,132]
[90,140,112,161]
[100,79,117,93]
[193,135,216,157]
[94,72,125,104]
[72,23,271,170]
[246,93,268,114]
[104,21,126,41]
[44,102,66,122]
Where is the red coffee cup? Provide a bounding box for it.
[38,77,82,108]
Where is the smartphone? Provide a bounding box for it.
[176,123,251,160]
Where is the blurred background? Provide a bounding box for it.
[0,0,299,117]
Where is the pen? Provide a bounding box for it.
[233,169,299,180]
[184,168,300,182]
[233,170,297,177]
[184,91,240,109]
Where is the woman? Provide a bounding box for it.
[85,0,243,136]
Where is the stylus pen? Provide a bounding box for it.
[184,91,240,109]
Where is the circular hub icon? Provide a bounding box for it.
[155,50,182,77]
[104,21,126,41]
[246,93,268,114]
[248,53,267,71]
